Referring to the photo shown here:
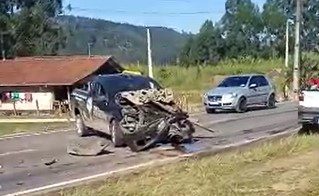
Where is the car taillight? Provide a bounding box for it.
[299,92,304,101]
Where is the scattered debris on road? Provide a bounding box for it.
[44,159,58,166]
[67,136,111,156]
[16,181,24,186]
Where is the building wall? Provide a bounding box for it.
[0,87,55,111]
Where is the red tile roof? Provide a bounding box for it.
[0,56,120,86]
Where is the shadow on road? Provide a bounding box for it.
[209,105,277,115]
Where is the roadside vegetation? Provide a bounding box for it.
[127,58,283,91]
[0,122,74,137]
[62,135,319,196]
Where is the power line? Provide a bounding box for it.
[70,6,223,16]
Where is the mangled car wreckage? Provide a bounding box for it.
[71,74,195,152]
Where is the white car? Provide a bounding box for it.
[298,79,319,132]
[203,74,276,113]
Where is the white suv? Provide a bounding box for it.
[298,79,319,132]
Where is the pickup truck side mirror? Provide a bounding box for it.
[249,83,257,89]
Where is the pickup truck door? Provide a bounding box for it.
[90,82,110,132]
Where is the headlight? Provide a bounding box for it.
[230,93,238,98]
[224,93,237,99]
[203,93,208,100]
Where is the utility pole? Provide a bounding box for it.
[147,28,153,78]
[103,39,108,55]
[284,19,292,99]
[293,0,301,97]
[285,20,290,69]
[0,32,6,61]
[87,42,93,57]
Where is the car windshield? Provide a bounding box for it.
[218,76,249,88]
[102,76,162,96]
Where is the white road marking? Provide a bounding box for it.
[0,129,74,141]
[0,149,36,157]
[0,119,75,123]
[5,156,182,196]
[5,126,300,196]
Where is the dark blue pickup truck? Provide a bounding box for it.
[70,73,194,152]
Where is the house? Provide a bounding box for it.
[0,56,123,112]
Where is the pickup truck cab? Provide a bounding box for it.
[298,78,319,132]
[70,73,160,146]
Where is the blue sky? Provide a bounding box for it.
[64,0,266,33]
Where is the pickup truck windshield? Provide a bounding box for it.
[102,76,161,96]
[218,76,249,88]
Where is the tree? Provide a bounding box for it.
[221,0,263,58]
[180,20,225,65]
[0,0,64,58]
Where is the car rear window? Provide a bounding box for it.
[218,76,249,87]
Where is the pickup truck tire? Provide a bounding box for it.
[236,97,247,113]
[267,94,276,109]
[300,123,312,134]
[110,120,124,147]
[75,114,88,137]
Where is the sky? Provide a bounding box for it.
[65,0,266,33]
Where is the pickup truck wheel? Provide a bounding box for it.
[75,114,88,137]
[236,97,247,113]
[267,94,276,109]
[110,120,124,147]
[300,123,311,135]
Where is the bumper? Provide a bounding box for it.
[298,106,319,124]
[204,101,236,110]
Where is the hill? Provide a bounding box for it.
[57,15,189,64]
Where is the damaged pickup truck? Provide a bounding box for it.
[70,73,195,152]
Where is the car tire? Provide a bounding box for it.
[206,108,216,114]
[267,94,276,109]
[110,120,124,147]
[236,97,247,113]
[75,114,88,137]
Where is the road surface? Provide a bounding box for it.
[0,102,299,195]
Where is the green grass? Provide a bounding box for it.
[0,122,74,137]
[61,135,319,196]
[126,58,284,91]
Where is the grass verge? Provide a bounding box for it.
[126,58,283,91]
[0,122,74,137]
[61,135,319,196]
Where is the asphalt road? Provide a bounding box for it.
[0,102,299,196]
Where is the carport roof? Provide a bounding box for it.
[0,56,122,86]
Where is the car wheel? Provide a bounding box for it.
[236,97,247,113]
[75,114,88,137]
[267,94,276,109]
[206,108,216,114]
[110,120,124,147]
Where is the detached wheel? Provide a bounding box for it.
[236,97,247,113]
[110,120,124,147]
[75,114,88,137]
[267,94,276,109]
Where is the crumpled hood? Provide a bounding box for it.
[207,87,244,96]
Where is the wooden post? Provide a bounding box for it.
[13,101,17,116]
[67,86,71,111]
[36,100,40,116]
